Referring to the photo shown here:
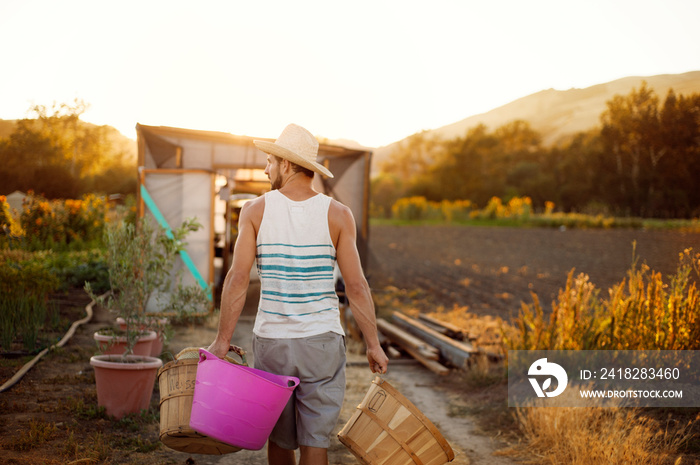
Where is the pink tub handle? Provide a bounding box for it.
[286,377,300,389]
[198,348,214,363]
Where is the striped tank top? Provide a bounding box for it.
[253,190,344,338]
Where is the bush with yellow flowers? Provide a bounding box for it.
[18,192,108,251]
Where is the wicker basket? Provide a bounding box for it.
[338,376,455,465]
[157,346,246,455]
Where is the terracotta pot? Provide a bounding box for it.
[93,330,157,356]
[116,317,168,357]
[90,354,163,419]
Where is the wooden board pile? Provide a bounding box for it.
[377,311,500,375]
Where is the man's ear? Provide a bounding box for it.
[280,158,292,174]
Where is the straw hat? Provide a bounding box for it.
[254,124,333,178]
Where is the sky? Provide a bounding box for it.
[1,0,700,148]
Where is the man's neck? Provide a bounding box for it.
[278,173,317,201]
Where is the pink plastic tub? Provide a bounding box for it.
[189,348,300,450]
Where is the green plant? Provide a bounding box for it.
[85,215,209,357]
[48,249,109,292]
[65,396,106,419]
[0,250,60,351]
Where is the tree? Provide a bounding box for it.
[600,82,663,215]
[600,83,700,217]
[28,99,113,179]
[551,130,602,212]
[428,124,496,204]
[380,131,443,187]
[656,90,700,216]
[0,123,64,194]
[0,99,135,198]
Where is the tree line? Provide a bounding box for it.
[0,99,136,199]
[373,83,700,218]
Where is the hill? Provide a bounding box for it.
[372,70,700,172]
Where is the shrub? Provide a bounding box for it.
[392,196,430,221]
[48,249,109,293]
[0,195,23,248]
[18,192,108,251]
[391,196,475,222]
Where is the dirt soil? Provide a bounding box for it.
[1,224,699,465]
[368,225,700,320]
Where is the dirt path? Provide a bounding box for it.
[165,313,515,465]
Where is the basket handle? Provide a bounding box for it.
[198,345,248,366]
[227,344,248,366]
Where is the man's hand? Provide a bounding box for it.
[367,345,389,374]
[206,339,231,359]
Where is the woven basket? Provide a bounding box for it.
[338,376,455,465]
[158,346,247,455]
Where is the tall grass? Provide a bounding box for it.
[503,248,700,464]
[505,247,700,351]
[0,251,59,351]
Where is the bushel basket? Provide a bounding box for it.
[338,376,455,465]
[157,346,246,455]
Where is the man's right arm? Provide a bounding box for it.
[207,198,262,358]
[331,201,388,374]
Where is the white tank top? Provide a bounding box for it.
[253,190,344,338]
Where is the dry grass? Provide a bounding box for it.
[507,406,692,465]
[500,248,700,464]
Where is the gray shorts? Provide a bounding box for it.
[252,332,346,449]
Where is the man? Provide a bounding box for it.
[207,123,388,465]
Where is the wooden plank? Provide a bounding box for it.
[376,319,440,361]
[393,341,450,376]
[392,312,476,369]
[385,345,403,359]
[417,314,467,341]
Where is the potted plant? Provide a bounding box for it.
[85,215,210,419]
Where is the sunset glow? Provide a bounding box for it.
[1,0,699,147]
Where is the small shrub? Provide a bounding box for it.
[7,419,57,451]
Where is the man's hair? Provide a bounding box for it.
[274,155,315,178]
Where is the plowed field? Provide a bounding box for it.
[368,224,700,319]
